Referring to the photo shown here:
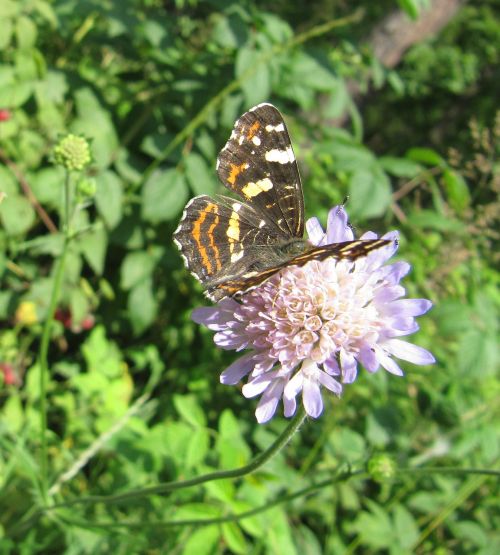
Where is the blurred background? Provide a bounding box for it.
[0,0,498,552]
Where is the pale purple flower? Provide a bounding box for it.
[193,206,435,423]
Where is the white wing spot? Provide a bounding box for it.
[265,147,294,164]
[230,249,244,263]
[265,123,285,132]
[252,135,261,146]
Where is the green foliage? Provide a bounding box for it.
[0,0,498,553]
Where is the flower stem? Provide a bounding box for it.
[48,405,307,510]
[38,170,72,503]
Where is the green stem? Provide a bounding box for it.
[50,405,306,510]
[58,468,365,531]
[38,171,72,503]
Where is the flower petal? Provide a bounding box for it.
[340,349,358,383]
[242,372,277,397]
[327,206,354,243]
[303,378,323,418]
[387,298,433,317]
[220,352,256,385]
[318,371,342,395]
[255,380,285,423]
[306,217,325,245]
[384,339,436,365]
[375,348,404,376]
[358,345,380,373]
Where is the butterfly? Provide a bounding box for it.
[173,103,390,301]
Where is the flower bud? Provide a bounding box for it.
[76,177,97,201]
[53,134,91,171]
[367,454,397,483]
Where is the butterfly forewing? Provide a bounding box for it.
[216,103,304,238]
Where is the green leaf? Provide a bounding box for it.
[70,287,89,326]
[0,194,35,235]
[348,167,392,220]
[181,527,219,555]
[442,169,470,214]
[173,394,207,428]
[0,18,13,50]
[185,153,217,196]
[212,13,249,49]
[235,46,271,107]
[95,171,123,229]
[72,87,119,169]
[222,522,248,555]
[0,0,19,18]
[128,277,157,335]
[0,82,33,107]
[78,226,108,275]
[379,156,423,178]
[453,521,488,547]
[120,251,156,290]
[393,504,419,549]
[288,52,338,90]
[406,147,445,167]
[29,167,64,208]
[16,15,37,50]
[406,210,465,232]
[142,169,188,224]
[186,428,210,468]
[217,409,251,468]
[0,165,18,195]
[328,141,376,172]
[352,501,393,549]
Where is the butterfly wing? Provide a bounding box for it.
[216,103,304,238]
[207,238,392,301]
[173,194,285,287]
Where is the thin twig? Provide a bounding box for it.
[0,149,58,233]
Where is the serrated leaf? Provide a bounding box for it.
[142,169,188,223]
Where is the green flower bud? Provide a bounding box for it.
[76,177,97,201]
[53,134,91,171]
[367,454,397,483]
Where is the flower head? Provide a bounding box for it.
[193,206,435,423]
[53,134,91,171]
